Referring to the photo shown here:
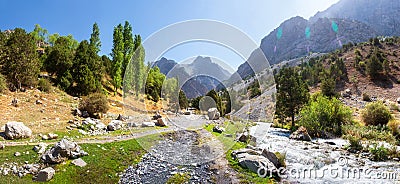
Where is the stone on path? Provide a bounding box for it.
[5,121,32,140]
[36,167,55,182]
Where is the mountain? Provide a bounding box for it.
[310,0,400,36]
[231,0,400,81]
[153,56,232,98]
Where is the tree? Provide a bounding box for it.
[72,40,102,95]
[122,21,134,76]
[1,28,40,88]
[366,54,382,79]
[89,23,101,54]
[163,77,179,109]
[206,89,222,114]
[383,59,390,75]
[30,24,48,42]
[131,35,145,97]
[179,90,189,110]
[44,36,76,90]
[145,67,165,102]
[111,24,124,92]
[321,76,336,97]
[275,66,309,129]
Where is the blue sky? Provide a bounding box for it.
[0,0,339,70]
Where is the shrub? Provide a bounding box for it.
[361,101,392,126]
[389,103,400,112]
[388,119,400,136]
[345,135,363,151]
[37,78,52,93]
[369,144,388,161]
[79,92,109,117]
[0,73,7,93]
[299,94,353,137]
[166,173,190,184]
[343,124,396,143]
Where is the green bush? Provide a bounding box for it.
[346,135,363,151]
[166,173,190,184]
[342,124,396,143]
[361,101,392,126]
[299,94,353,137]
[369,144,388,161]
[79,92,109,117]
[388,119,400,136]
[37,78,52,93]
[0,73,7,93]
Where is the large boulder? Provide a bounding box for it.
[142,122,155,127]
[261,149,281,168]
[207,108,220,120]
[397,97,400,104]
[107,120,124,131]
[237,153,277,176]
[35,167,55,182]
[289,126,312,141]
[41,139,88,164]
[33,143,48,154]
[155,118,167,127]
[5,122,32,140]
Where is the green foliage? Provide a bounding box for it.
[145,67,165,102]
[178,90,189,110]
[72,40,103,96]
[206,89,223,115]
[1,28,40,88]
[89,22,101,54]
[79,92,109,116]
[387,119,400,136]
[190,96,202,110]
[299,94,353,137]
[247,80,261,99]
[342,124,396,143]
[383,59,390,75]
[0,73,7,93]
[166,173,190,184]
[361,101,392,126]
[369,143,388,161]
[320,76,336,97]
[30,24,48,42]
[346,135,363,151]
[44,36,76,90]
[275,66,310,128]
[366,53,383,79]
[37,78,52,93]
[111,24,124,92]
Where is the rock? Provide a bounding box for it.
[0,142,4,150]
[41,139,88,164]
[142,122,155,127]
[261,149,281,168]
[14,152,21,157]
[127,122,138,127]
[289,126,312,141]
[42,135,49,140]
[48,133,58,140]
[78,129,88,135]
[35,100,43,105]
[231,148,260,159]
[155,118,166,127]
[184,111,191,115]
[116,114,127,121]
[236,132,256,143]
[237,153,277,175]
[95,123,107,130]
[207,108,220,120]
[33,143,47,154]
[152,113,162,120]
[71,158,87,167]
[11,98,18,107]
[107,120,124,131]
[212,126,225,133]
[73,108,82,117]
[36,167,55,182]
[341,89,352,98]
[397,97,400,104]
[5,122,32,140]
[81,111,90,118]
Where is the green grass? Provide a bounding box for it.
[0,134,161,183]
[204,122,274,184]
[166,172,190,184]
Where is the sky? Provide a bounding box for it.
[0,0,339,70]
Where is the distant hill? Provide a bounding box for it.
[153,56,232,98]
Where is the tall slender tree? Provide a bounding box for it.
[89,22,101,54]
[111,24,124,92]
